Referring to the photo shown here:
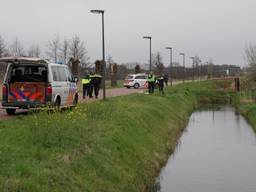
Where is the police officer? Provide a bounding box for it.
[91,72,102,99]
[81,74,91,99]
[88,71,94,98]
[163,74,168,87]
[147,71,156,94]
[157,74,165,95]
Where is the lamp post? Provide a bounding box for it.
[90,9,106,100]
[190,57,195,81]
[166,47,173,86]
[179,53,185,83]
[143,36,152,72]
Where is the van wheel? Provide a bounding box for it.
[55,97,61,109]
[73,94,78,106]
[134,83,140,89]
[6,108,16,115]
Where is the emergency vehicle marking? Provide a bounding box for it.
[8,82,45,102]
[66,83,77,105]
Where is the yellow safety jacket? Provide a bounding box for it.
[148,75,156,82]
[82,78,90,84]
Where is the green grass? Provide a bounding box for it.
[105,80,123,89]
[0,81,228,192]
[239,104,256,128]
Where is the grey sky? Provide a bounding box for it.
[0,0,255,67]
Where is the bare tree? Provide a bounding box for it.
[191,55,202,78]
[245,44,256,81]
[9,38,24,57]
[69,35,89,68]
[111,63,118,86]
[153,52,164,74]
[134,64,141,74]
[107,55,113,69]
[0,34,8,57]
[28,44,41,57]
[60,39,69,64]
[106,55,113,78]
[46,34,61,63]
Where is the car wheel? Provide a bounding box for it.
[134,83,140,89]
[6,108,16,115]
[126,86,131,89]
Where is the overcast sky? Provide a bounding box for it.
[0,0,256,66]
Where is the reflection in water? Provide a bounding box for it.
[151,106,256,192]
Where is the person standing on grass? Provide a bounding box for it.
[88,71,94,98]
[91,72,102,99]
[81,74,91,99]
[147,71,156,93]
[164,74,168,87]
[157,74,165,95]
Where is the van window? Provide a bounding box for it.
[65,68,74,82]
[51,66,67,82]
[10,65,47,82]
[52,66,59,81]
[58,67,67,81]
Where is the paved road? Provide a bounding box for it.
[0,80,189,119]
[0,87,146,119]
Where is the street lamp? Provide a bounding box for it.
[90,9,106,100]
[179,53,185,83]
[143,36,152,72]
[166,47,173,86]
[190,57,195,80]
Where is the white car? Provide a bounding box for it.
[123,73,148,89]
[1,57,78,115]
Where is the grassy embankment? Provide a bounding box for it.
[233,90,256,131]
[0,81,229,192]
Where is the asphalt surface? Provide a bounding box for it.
[0,80,187,120]
[0,87,145,119]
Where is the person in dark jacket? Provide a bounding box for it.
[163,74,168,87]
[90,72,102,99]
[88,72,94,98]
[157,74,165,95]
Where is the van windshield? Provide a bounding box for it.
[9,64,47,82]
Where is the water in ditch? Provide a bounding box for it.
[151,106,256,192]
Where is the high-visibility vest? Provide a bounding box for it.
[82,78,90,84]
[148,75,156,82]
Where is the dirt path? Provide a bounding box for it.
[0,87,146,120]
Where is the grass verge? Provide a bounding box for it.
[235,103,256,131]
[0,81,227,192]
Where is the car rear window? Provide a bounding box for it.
[135,75,146,79]
[9,64,47,82]
[125,75,134,79]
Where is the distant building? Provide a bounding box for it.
[212,65,241,77]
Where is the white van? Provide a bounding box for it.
[1,57,78,115]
